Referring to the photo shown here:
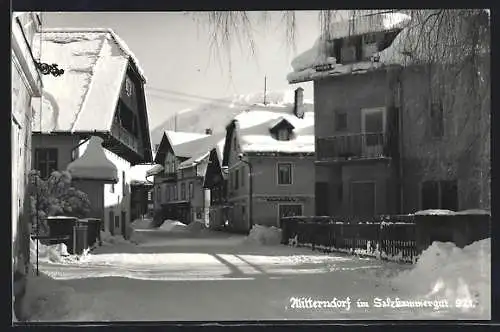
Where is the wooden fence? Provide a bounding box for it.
[281,215,419,264]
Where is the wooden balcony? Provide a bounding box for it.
[316,132,390,163]
[110,122,143,156]
[161,172,177,183]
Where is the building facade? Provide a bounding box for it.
[288,11,490,218]
[221,94,316,232]
[31,29,153,236]
[151,130,222,225]
[11,12,44,319]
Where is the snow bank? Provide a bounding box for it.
[100,231,132,246]
[245,225,282,246]
[67,136,118,182]
[20,265,110,321]
[131,218,153,230]
[186,221,207,233]
[159,219,187,232]
[391,238,491,316]
[414,209,491,216]
[29,238,79,264]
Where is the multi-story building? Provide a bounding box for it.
[287,11,490,218]
[11,11,44,319]
[203,145,229,230]
[31,28,153,236]
[151,130,223,224]
[221,89,316,232]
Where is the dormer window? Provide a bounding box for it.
[277,129,290,141]
[269,117,295,141]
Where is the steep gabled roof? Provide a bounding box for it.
[222,105,315,165]
[32,28,146,134]
[176,133,226,167]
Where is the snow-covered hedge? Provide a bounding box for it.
[245,225,282,246]
[391,238,491,316]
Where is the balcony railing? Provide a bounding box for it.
[111,123,142,154]
[161,172,177,182]
[316,132,389,162]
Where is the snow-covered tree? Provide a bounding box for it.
[28,170,91,235]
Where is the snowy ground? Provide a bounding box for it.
[21,222,490,322]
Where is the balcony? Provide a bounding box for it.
[316,132,390,162]
[110,122,143,156]
[161,172,177,183]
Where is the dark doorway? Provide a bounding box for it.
[121,211,127,239]
[315,182,330,216]
[350,181,376,217]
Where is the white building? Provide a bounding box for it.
[31,28,153,236]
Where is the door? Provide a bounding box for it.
[350,181,376,217]
[361,107,386,157]
[278,204,303,227]
[315,182,330,216]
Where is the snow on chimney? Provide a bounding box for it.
[205,128,213,135]
[294,87,304,119]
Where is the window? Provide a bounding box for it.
[114,215,120,228]
[34,148,58,179]
[181,183,186,200]
[122,171,126,195]
[421,180,458,211]
[148,190,153,201]
[430,102,444,138]
[277,129,290,141]
[174,185,178,200]
[189,182,194,199]
[235,169,239,189]
[242,205,246,222]
[277,163,292,185]
[335,112,347,131]
[240,167,245,188]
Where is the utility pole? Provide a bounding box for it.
[263,76,267,105]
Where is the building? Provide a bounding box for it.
[12,12,44,319]
[129,164,155,220]
[221,90,316,232]
[203,145,229,230]
[31,28,153,236]
[287,11,490,218]
[150,129,224,225]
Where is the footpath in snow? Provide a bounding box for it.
[17,222,490,322]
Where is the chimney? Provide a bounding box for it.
[205,128,213,135]
[294,87,304,119]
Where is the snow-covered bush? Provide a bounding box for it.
[391,238,491,315]
[245,224,282,246]
[28,170,91,235]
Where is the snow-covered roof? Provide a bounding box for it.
[66,136,118,182]
[233,106,315,154]
[146,164,164,177]
[177,134,226,169]
[32,29,145,134]
[165,130,210,146]
[287,12,411,84]
[129,164,155,184]
[413,209,491,216]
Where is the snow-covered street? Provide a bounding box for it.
[23,222,490,322]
